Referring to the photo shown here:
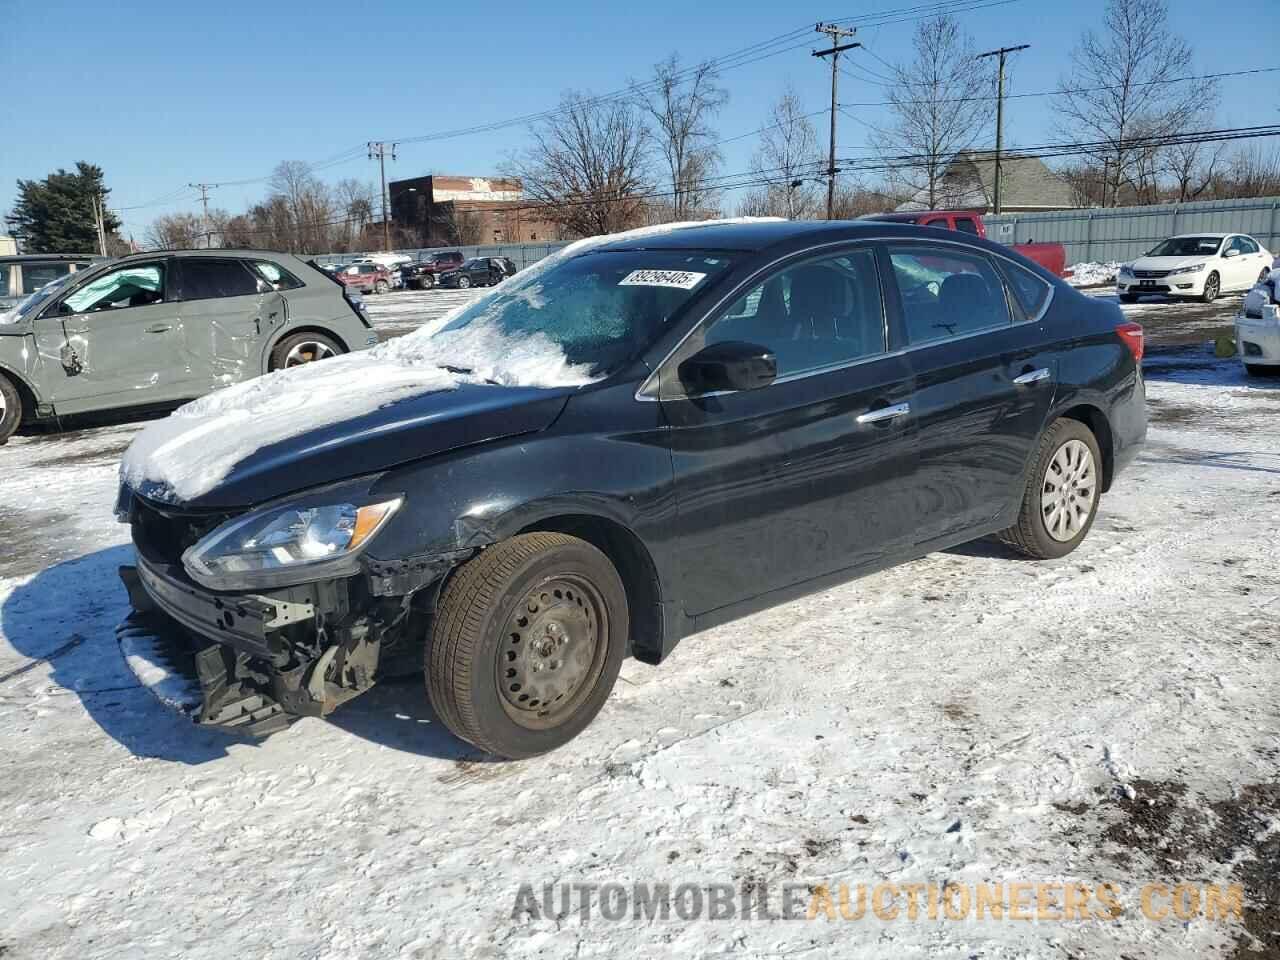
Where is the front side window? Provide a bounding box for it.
[181,258,260,300]
[62,264,166,314]
[704,247,886,379]
[888,245,1010,346]
[437,249,736,376]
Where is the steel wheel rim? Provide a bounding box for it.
[284,341,336,367]
[497,574,608,730]
[1041,439,1097,542]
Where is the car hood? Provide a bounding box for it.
[1129,255,1211,271]
[130,383,574,510]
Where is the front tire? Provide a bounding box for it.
[457,276,471,289]
[421,273,435,289]
[0,374,22,445]
[427,533,628,759]
[1200,271,1220,303]
[998,418,1103,560]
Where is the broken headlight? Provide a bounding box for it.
[182,496,401,591]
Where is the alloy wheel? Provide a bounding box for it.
[284,340,337,367]
[1041,438,1097,543]
[497,575,608,730]
[1204,273,1219,301]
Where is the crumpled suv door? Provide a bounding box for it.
[172,257,283,389]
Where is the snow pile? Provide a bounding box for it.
[1065,261,1122,287]
[122,218,782,503]
[1241,278,1277,320]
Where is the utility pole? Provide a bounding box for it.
[92,194,107,256]
[188,182,216,247]
[368,141,397,251]
[812,22,860,220]
[976,44,1030,216]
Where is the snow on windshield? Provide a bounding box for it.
[121,217,781,502]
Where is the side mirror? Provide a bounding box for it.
[679,341,777,394]
[1224,248,1240,259]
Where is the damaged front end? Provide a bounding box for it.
[117,489,466,736]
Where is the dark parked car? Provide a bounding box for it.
[400,251,465,289]
[116,220,1146,759]
[335,262,393,294]
[0,253,103,310]
[438,256,515,289]
[0,250,377,443]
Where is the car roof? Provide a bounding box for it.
[112,248,308,262]
[1169,232,1231,239]
[592,219,968,254]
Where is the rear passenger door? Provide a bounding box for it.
[660,244,918,616]
[174,257,282,389]
[885,242,1057,545]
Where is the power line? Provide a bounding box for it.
[813,22,861,219]
[976,44,1031,214]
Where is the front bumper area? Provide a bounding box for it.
[1236,317,1280,366]
[1118,272,1204,296]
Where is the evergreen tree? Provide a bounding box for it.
[11,162,121,253]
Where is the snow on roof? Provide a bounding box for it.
[121,217,781,503]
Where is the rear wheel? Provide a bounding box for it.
[427,533,628,759]
[270,332,344,371]
[1200,271,1220,303]
[998,418,1103,560]
[1259,267,1271,284]
[457,276,472,289]
[0,374,22,445]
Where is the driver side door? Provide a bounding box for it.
[33,259,190,414]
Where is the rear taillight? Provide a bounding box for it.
[1116,321,1144,362]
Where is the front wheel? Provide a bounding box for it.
[1200,271,1220,303]
[0,374,22,445]
[427,533,628,759]
[457,276,471,289]
[997,418,1102,559]
[375,280,389,294]
[421,273,435,289]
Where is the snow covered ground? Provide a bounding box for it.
[1066,261,1122,287]
[1,293,1278,958]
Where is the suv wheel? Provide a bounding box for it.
[997,418,1102,559]
[421,273,435,289]
[427,533,628,759]
[0,374,22,445]
[270,332,344,371]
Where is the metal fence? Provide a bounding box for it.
[313,240,570,272]
[985,196,1280,265]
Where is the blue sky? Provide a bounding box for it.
[4,0,1272,239]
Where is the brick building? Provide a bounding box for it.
[388,175,557,247]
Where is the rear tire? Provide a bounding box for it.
[427,533,628,759]
[270,331,344,371]
[0,374,22,445]
[1200,271,1220,303]
[997,418,1103,560]
[458,276,471,289]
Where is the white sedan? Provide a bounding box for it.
[1117,233,1272,304]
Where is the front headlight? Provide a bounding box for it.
[183,497,401,591]
[1168,263,1206,276]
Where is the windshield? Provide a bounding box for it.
[0,272,78,324]
[1147,236,1222,257]
[437,250,736,375]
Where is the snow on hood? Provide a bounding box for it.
[121,217,781,503]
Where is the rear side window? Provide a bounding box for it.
[1001,260,1052,319]
[250,260,304,291]
[888,245,1011,346]
[955,217,980,235]
[181,259,261,300]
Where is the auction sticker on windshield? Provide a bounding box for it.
[618,269,707,290]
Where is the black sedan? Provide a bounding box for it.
[117,220,1146,759]
[438,257,515,289]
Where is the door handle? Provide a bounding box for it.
[856,402,910,425]
[145,324,172,334]
[1013,367,1051,385]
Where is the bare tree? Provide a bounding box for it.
[636,54,729,220]
[512,91,653,238]
[435,203,485,246]
[1163,134,1225,202]
[1053,0,1217,207]
[146,212,205,249]
[267,161,336,252]
[873,14,989,208]
[742,87,823,219]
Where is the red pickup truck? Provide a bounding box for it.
[864,210,1067,278]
